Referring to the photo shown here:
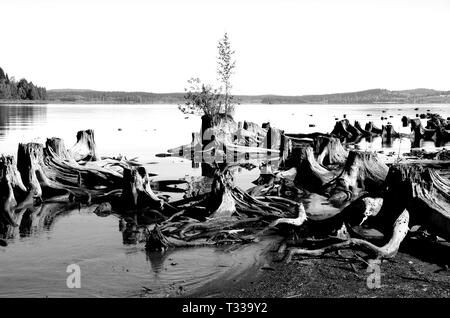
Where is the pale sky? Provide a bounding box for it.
[1,0,449,95]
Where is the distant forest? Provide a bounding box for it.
[2,65,449,104]
[47,89,184,104]
[47,88,450,104]
[0,67,47,101]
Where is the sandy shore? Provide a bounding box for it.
[192,237,450,298]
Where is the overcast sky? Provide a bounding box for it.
[1,0,449,95]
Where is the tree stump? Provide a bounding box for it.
[315,136,348,167]
[70,129,98,162]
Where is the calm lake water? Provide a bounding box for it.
[0,103,449,297]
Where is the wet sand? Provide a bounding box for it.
[191,237,450,298]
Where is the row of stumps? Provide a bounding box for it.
[193,115,290,177]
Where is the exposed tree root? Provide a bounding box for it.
[285,209,409,262]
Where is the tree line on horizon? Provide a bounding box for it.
[0,66,47,101]
[46,88,450,105]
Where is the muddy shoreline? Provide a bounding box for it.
[190,237,450,298]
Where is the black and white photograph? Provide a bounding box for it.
[0,0,449,306]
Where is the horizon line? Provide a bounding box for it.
[47,87,450,97]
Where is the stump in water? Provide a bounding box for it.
[0,159,20,227]
[0,155,28,206]
[46,137,76,162]
[364,121,383,135]
[207,170,236,218]
[401,116,410,127]
[381,124,400,144]
[380,164,450,241]
[354,121,375,137]
[17,142,49,199]
[121,166,163,210]
[327,150,389,207]
[331,119,353,140]
[16,139,123,201]
[144,167,300,251]
[344,120,362,140]
[411,120,437,142]
[340,150,388,190]
[315,136,348,167]
[293,146,337,193]
[70,129,98,162]
[436,126,450,142]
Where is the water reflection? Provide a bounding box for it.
[146,249,175,275]
[2,103,450,297]
[0,201,93,239]
[0,104,47,138]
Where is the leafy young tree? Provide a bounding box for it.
[179,77,224,125]
[179,33,237,124]
[217,32,236,116]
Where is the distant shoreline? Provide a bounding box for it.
[0,100,49,105]
[1,87,450,105]
[1,100,450,105]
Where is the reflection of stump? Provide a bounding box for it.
[201,115,215,177]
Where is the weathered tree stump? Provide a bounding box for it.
[70,129,98,162]
[293,146,337,193]
[315,136,348,167]
[380,164,450,241]
[381,124,400,144]
[364,121,383,135]
[354,121,375,137]
[331,119,353,140]
[121,166,163,210]
[0,155,28,206]
[327,150,388,207]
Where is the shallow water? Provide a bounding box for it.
[0,103,449,297]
